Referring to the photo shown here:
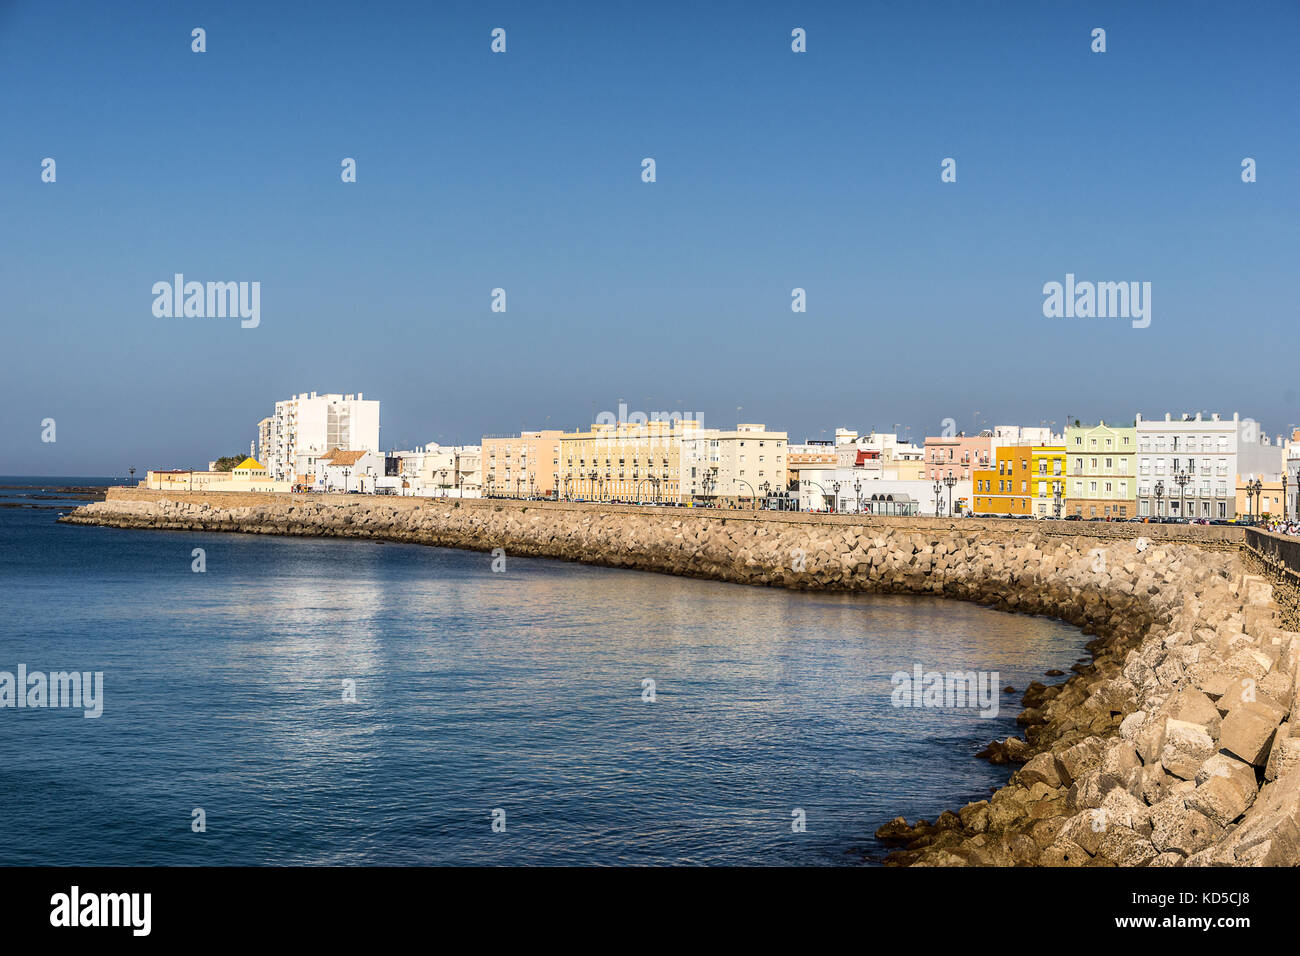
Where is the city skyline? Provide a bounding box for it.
[4,0,1298,474]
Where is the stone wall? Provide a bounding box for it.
[1243,528,1300,631]
[60,489,1300,867]
[90,487,1247,547]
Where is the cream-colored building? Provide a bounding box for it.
[420,444,483,497]
[482,431,562,498]
[559,419,702,503]
[146,457,291,493]
[145,469,235,491]
[681,424,787,505]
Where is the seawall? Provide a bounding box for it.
[61,489,1300,866]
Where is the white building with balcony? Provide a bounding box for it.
[1134,412,1274,519]
[262,392,380,483]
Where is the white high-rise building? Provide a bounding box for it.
[263,391,381,483]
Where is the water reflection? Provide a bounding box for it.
[0,513,1086,865]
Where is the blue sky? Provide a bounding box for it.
[2,0,1297,473]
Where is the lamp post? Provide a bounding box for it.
[1282,471,1289,522]
[944,474,958,517]
[1248,477,1263,522]
[854,478,863,515]
[759,481,771,510]
[1173,467,1190,522]
[1154,479,1164,518]
[1052,483,1062,520]
[933,478,943,517]
[129,466,136,486]
[831,480,842,514]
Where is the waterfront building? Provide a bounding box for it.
[1286,428,1300,520]
[795,467,968,516]
[317,448,382,493]
[420,444,483,497]
[481,431,562,498]
[1064,421,1137,519]
[922,432,994,481]
[680,425,787,506]
[559,419,701,503]
[145,469,234,491]
[257,417,272,465]
[1235,474,1287,521]
[144,457,291,493]
[839,432,925,480]
[262,392,380,483]
[786,441,838,489]
[971,443,1066,517]
[1135,412,1280,520]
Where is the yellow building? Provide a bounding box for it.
[1235,475,1286,521]
[559,419,702,503]
[971,444,1067,517]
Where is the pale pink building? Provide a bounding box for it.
[922,433,994,481]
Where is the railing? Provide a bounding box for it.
[1243,527,1300,581]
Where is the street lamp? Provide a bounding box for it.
[1248,477,1263,522]
[1154,479,1164,518]
[1052,482,1062,519]
[1173,467,1190,522]
[945,474,958,517]
[933,478,943,517]
[831,481,842,514]
[1282,471,1289,522]
[854,478,863,514]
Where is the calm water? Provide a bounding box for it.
[0,478,1086,865]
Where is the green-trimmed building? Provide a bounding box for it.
[1064,421,1137,518]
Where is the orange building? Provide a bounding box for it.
[971,445,1035,515]
[972,443,1068,516]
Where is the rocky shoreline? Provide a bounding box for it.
[62,491,1300,866]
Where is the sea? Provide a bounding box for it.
[0,477,1086,865]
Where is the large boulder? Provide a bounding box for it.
[1185,754,1259,827]
[1159,719,1217,780]
[1220,698,1287,766]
